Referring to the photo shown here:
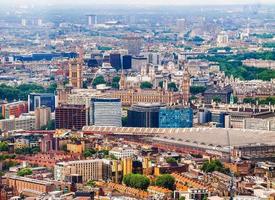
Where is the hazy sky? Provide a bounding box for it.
[1,0,275,5]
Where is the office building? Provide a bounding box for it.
[132,56,147,71]
[35,106,51,129]
[176,18,186,33]
[127,103,165,127]
[28,93,56,112]
[55,104,87,130]
[87,14,97,26]
[210,112,227,128]
[54,159,111,183]
[109,147,135,159]
[109,53,122,70]
[122,158,133,176]
[123,36,142,56]
[90,98,122,127]
[7,175,55,195]
[69,59,83,89]
[2,101,28,119]
[148,53,161,65]
[159,107,193,128]
[122,55,132,69]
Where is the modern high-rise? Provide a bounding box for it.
[123,36,142,56]
[87,14,97,26]
[90,98,122,127]
[28,93,56,112]
[127,103,165,128]
[55,104,87,130]
[176,18,186,33]
[159,107,193,128]
[109,53,122,70]
[54,159,111,183]
[122,55,132,69]
[69,59,83,89]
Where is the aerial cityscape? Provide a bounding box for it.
[0,0,275,199]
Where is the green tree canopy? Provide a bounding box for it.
[86,180,96,187]
[0,142,9,151]
[201,159,229,174]
[83,149,97,158]
[155,174,175,190]
[123,173,150,190]
[111,76,120,89]
[190,86,207,95]
[140,81,153,89]
[92,76,106,87]
[17,168,32,176]
[166,157,177,164]
[212,96,221,103]
[168,82,178,92]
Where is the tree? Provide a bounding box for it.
[86,180,96,187]
[17,168,32,176]
[0,142,9,152]
[212,96,221,103]
[166,157,177,164]
[83,149,96,158]
[92,76,106,87]
[111,76,120,89]
[123,174,150,190]
[140,81,153,89]
[190,86,207,95]
[168,82,178,92]
[155,174,175,190]
[201,159,229,174]
[179,197,186,200]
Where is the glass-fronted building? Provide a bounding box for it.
[127,103,165,128]
[159,107,193,128]
[90,98,122,127]
[28,93,56,112]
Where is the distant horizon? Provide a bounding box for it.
[1,0,275,6]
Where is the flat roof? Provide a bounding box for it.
[83,126,275,149]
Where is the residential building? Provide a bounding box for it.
[7,175,55,195]
[2,101,28,119]
[54,159,111,182]
[0,115,36,131]
[35,106,51,129]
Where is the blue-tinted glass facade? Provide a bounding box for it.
[159,108,193,128]
[28,93,56,112]
[210,112,226,128]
